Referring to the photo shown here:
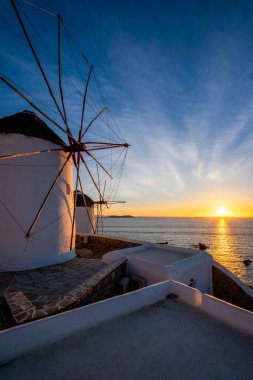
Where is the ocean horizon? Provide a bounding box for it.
[99,216,253,285]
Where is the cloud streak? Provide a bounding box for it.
[1,0,253,215]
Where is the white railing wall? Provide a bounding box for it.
[0,280,172,365]
[1,279,253,366]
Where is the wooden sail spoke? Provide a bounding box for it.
[81,53,91,66]
[79,65,93,141]
[72,152,78,169]
[26,153,72,238]
[0,76,80,146]
[57,14,67,126]
[105,201,126,204]
[11,0,66,125]
[100,180,109,209]
[95,203,99,233]
[95,200,126,205]
[80,154,105,201]
[96,165,104,233]
[85,144,129,152]
[57,14,75,144]
[81,107,107,139]
[0,148,63,160]
[96,164,102,201]
[102,180,109,209]
[100,202,103,233]
[84,150,113,179]
[70,153,81,249]
[84,141,127,145]
[77,175,95,234]
[2,1,130,252]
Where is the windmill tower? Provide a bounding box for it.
[0,111,75,270]
[0,1,129,271]
[74,190,95,235]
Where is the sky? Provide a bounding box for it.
[1,0,253,217]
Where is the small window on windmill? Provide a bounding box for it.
[66,183,71,195]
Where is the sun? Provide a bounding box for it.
[216,206,227,217]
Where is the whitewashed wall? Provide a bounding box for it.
[103,244,213,293]
[1,279,253,365]
[172,252,213,293]
[201,293,253,336]
[0,280,173,365]
[76,206,95,234]
[0,133,75,271]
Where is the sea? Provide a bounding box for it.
[100,217,253,286]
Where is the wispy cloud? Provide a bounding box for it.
[100,26,253,210]
[1,0,253,214]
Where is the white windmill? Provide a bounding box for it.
[74,190,95,235]
[0,0,129,271]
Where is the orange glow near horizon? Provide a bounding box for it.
[107,199,253,218]
[106,188,253,217]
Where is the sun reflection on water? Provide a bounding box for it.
[211,218,245,279]
[103,217,253,284]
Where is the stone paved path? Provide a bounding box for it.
[0,257,106,304]
[0,257,107,324]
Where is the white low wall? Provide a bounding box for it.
[0,280,172,365]
[126,257,171,284]
[170,280,202,307]
[1,277,253,365]
[103,244,212,293]
[172,253,213,293]
[202,294,253,337]
[170,280,253,337]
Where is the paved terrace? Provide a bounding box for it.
[0,258,106,302]
[0,237,140,329]
[1,299,253,380]
[0,256,126,327]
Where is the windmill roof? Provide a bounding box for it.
[74,191,94,207]
[0,110,66,146]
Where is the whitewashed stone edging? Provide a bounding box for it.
[1,277,253,366]
[0,280,173,365]
[202,293,253,337]
[170,281,202,307]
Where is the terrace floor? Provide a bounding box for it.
[0,257,106,303]
[1,298,253,379]
[127,246,195,265]
[0,236,139,329]
[0,257,107,326]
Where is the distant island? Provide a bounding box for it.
[106,215,134,218]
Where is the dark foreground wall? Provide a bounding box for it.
[212,266,253,312]
[76,259,127,307]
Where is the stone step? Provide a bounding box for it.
[4,292,36,323]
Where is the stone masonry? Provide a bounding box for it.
[0,257,127,325]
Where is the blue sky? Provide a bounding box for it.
[1,0,253,216]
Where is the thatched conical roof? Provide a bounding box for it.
[74,191,94,207]
[0,110,65,146]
